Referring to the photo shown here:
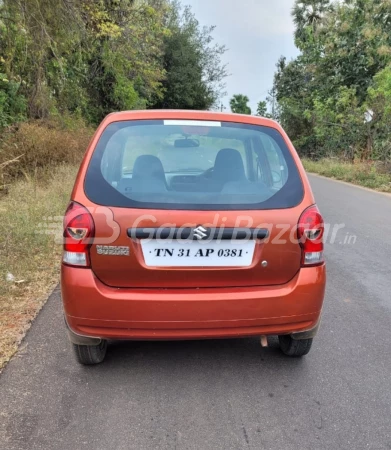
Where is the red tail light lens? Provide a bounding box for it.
[63,202,95,267]
[297,205,324,266]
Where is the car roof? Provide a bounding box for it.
[101,110,280,130]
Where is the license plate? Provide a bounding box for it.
[140,240,256,267]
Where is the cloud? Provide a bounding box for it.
[189,0,295,37]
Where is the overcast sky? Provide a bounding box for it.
[186,0,300,113]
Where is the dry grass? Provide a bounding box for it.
[0,119,92,187]
[0,164,78,370]
[302,158,391,193]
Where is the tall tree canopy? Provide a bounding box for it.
[256,100,272,118]
[151,3,227,110]
[230,94,251,115]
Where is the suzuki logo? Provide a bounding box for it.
[193,226,208,240]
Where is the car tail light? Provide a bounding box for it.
[297,205,324,266]
[63,202,95,267]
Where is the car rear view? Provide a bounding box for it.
[61,110,326,364]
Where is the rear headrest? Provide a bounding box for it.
[132,155,166,182]
[213,148,246,183]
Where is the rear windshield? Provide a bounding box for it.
[84,119,304,210]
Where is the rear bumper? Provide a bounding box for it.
[61,264,326,343]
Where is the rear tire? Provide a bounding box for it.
[278,335,313,357]
[72,340,107,365]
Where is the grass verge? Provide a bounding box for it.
[302,158,391,193]
[0,164,77,370]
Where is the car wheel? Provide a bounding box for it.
[278,335,313,357]
[72,340,107,365]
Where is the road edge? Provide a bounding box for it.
[307,172,391,197]
[0,283,60,375]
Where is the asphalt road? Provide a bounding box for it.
[1,175,391,450]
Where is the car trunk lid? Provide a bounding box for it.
[89,207,303,288]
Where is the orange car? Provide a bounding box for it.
[61,110,326,364]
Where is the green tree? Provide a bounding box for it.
[82,1,169,121]
[256,99,273,118]
[151,3,227,110]
[256,101,267,117]
[230,94,251,115]
[292,0,332,50]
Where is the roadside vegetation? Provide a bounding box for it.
[273,0,391,190]
[0,164,78,369]
[0,0,226,130]
[270,0,391,165]
[302,159,391,193]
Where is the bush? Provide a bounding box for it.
[0,119,93,187]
